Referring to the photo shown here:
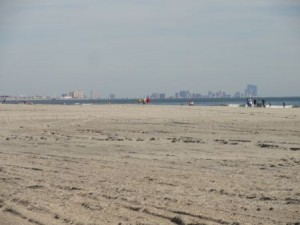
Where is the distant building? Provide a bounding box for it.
[69,90,85,99]
[179,90,190,99]
[90,90,100,99]
[191,93,202,99]
[245,84,257,97]
[206,90,230,98]
[234,92,242,98]
[159,93,166,99]
[150,93,160,99]
[151,93,166,99]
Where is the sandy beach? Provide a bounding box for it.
[0,104,299,225]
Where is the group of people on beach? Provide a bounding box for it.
[246,98,286,108]
[246,98,268,108]
[138,97,151,105]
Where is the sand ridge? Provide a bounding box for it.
[0,104,299,225]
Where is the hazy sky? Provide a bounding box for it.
[0,0,300,98]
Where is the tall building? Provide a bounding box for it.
[159,93,166,99]
[90,90,100,99]
[245,84,258,97]
[150,93,160,99]
[69,90,85,99]
[179,90,190,99]
[151,93,166,99]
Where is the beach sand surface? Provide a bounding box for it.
[0,104,299,225]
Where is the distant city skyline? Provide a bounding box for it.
[1,0,300,98]
[2,84,260,100]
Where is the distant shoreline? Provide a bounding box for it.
[2,96,300,108]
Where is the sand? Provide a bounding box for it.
[0,104,299,225]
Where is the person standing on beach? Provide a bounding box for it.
[283,102,286,108]
[246,98,252,107]
[146,97,151,104]
[262,99,265,108]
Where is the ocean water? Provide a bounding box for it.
[5,97,300,108]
